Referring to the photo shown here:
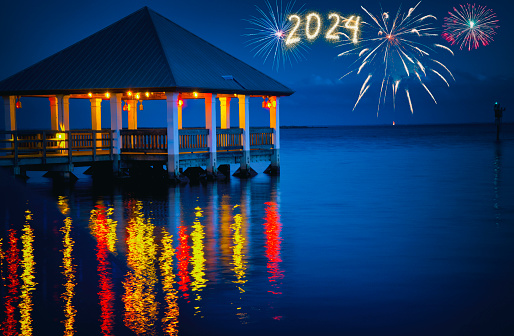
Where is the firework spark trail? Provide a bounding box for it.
[338,1,454,113]
[442,4,499,51]
[244,0,308,70]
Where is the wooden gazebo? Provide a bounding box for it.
[0,7,293,180]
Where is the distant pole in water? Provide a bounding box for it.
[494,102,506,140]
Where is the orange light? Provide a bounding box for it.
[135,93,140,100]
[193,92,198,98]
[88,92,93,98]
[267,102,272,108]
[145,92,150,98]
[16,100,21,109]
[272,101,277,108]
[105,92,110,99]
[127,91,132,97]
[392,121,395,126]
[178,99,183,107]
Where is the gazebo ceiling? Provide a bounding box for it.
[0,7,294,97]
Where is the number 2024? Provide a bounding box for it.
[285,13,361,45]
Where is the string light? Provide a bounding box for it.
[145,92,150,98]
[88,92,93,98]
[105,92,110,99]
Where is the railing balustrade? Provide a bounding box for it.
[249,127,274,149]
[0,130,113,166]
[179,129,209,152]
[120,129,167,153]
[217,128,243,151]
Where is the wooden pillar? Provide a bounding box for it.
[2,96,16,166]
[166,92,180,178]
[2,96,16,131]
[57,95,70,131]
[49,97,58,130]
[270,96,280,171]
[239,95,250,171]
[178,103,183,130]
[220,97,231,129]
[90,98,102,148]
[127,100,137,129]
[205,93,217,174]
[110,93,122,174]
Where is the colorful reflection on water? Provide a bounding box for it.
[263,202,283,295]
[0,183,283,335]
[59,197,77,336]
[160,229,179,335]
[123,200,159,335]
[2,229,20,336]
[90,204,116,335]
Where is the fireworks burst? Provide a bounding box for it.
[244,0,308,71]
[442,4,499,51]
[338,1,454,114]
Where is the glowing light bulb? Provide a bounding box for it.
[128,91,132,97]
[88,92,93,98]
[193,92,198,98]
[135,93,140,100]
[105,92,110,99]
[145,92,150,98]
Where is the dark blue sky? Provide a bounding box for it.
[1,0,513,126]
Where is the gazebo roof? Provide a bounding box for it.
[0,7,293,97]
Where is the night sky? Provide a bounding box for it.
[0,0,513,127]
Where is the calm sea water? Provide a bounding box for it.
[1,123,514,335]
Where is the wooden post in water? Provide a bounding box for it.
[110,93,122,175]
[265,96,280,175]
[166,92,180,180]
[494,102,505,141]
[205,93,217,176]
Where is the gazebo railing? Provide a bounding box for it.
[249,127,274,149]
[121,129,167,153]
[217,128,243,151]
[180,129,209,152]
[0,130,113,165]
[119,127,274,153]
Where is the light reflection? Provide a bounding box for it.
[20,210,37,336]
[2,229,20,336]
[191,206,207,315]
[123,200,159,335]
[160,229,179,335]
[60,214,77,335]
[220,195,233,269]
[264,202,284,295]
[90,205,116,336]
[176,225,191,299]
[90,204,117,254]
[231,211,247,291]
[58,196,77,335]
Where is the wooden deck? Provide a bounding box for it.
[0,128,275,172]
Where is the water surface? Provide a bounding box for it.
[1,123,514,335]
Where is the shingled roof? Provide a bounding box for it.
[0,7,293,97]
